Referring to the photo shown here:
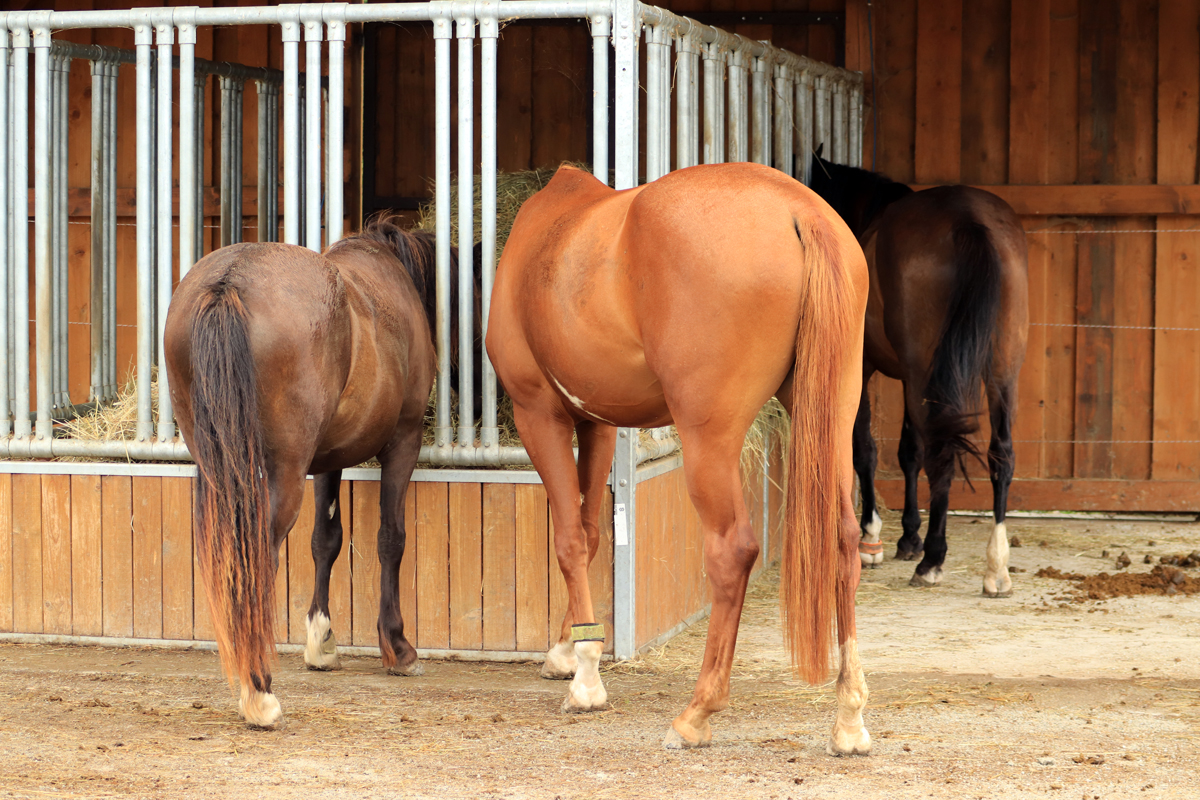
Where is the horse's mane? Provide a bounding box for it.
[332,214,447,338]
[809,156,914,238]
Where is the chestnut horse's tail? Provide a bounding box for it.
[924,221,1001,481]
[782,214,858,685]
[189,284,275,692]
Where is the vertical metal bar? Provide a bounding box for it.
[11,27,30,438]
[49,51,63,413]
[814,70,830,158]
[611,0,639,661]
[727,45,747,163]
[750,55,768,165]
[774,63,793,177]
[281,14,300,246]
[0,25,10,435]
[147,57,157,342]
[796,64,812,183]
[645,24,663,181]
[134,22,154,441]
[155,22,174,441]
[179,26,196,278]
[455,13,474,447]
[659,27,671,175]
[832,75,846,165]
[56,52,68,411]
[193,69,205,263]
[297,77,306,246]
[304,17,322,252]
[850,77,863,168]
[433,16,452,448]
[326,16,345,246]
[676,31,698,170]
[7,44,16,422]
[269,83,279,242]
[105,61,118,401]
[89,59,105,404]
[219,75,232,246]
[590,13,610,183]
[702,41,719,165]
[32,25,52,439]
[256,80,268,243]
[480,12,499,449]
[232,79,244,244]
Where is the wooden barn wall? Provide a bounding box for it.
[860,0,1200,511]
[0,472,613,655]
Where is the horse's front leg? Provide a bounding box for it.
[983,378,1017,598]
[515,402,609,712]
[376,427,424,676]
[852,369,883,567]
[304,470,345,671]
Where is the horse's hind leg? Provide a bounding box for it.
[983,379,1016,598]
[664,429,758,749]
[304,471,344,671]
[911,440,952,588]
[894,406,925,561]
[853,372,884,567]
[377,428,424,676]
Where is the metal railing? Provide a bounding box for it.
[0,2,862,468]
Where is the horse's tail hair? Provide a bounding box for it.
[189,285,276,693]
[782,214,858,685]
[923,221,1001,482]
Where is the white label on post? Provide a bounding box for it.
[614,503,628,547]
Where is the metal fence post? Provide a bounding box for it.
[326,10,346,246]
[11,23,30,439]
[133,19,154,442]
[0,21,10,436]
[456,11,475,448]
[590,11,610,183]
[155,18,175,442]
[280,9,300,247]
[481,4,500,450]
[32,19,52,439]
[433,14,452,450]
[727,41,748,163]
[796,62,812,183]
[676,27,699,171]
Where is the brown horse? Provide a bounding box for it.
[810,156,1029,596]
[487,163,871,752]
[164,219,448,726]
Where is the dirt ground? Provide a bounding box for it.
[1,510,1199,799]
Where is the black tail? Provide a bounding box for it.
[189,285,275,691]
[923,222,1001,481]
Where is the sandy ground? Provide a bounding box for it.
[1,510,1198,799]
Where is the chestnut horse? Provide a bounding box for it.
[809,156,1029,595]
[487,163,871,752]
[164,219,453,726]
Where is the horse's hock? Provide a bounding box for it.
[0,3,859,670]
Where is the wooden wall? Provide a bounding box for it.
[0,470,611,655]
[860,0,1200,511]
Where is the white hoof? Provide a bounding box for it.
[304,611,341,671]
[827,723,872,756]
[909,566,943,587]
[388,659,424,677]
[540,640,577,680]
[983,522,1013,597]
[239,687,282,729]
[561,640,607,712]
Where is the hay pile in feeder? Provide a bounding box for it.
[58,367,163,446]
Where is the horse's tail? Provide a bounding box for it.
[189,285,275,693]
[782,214,859,685]
[923,221,1001,480]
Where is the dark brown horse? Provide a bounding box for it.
[164,218,449,726]
[810,156,1029,596]
[487,163,871,752]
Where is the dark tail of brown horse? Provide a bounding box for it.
[924,222,1002,480]
[782,216,857,685]
[189,285,275,693]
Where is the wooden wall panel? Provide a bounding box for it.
[41,475,73,635]
[449,483,483,650]
[482,483,517,652]
[352,481,382,648]
[286,480,317,645]
[101,476,132,637]
[960,0,1009,184]
[415,482,449,649]
[131,476,162,639]
[69,475,102,636]
[12,475,43,634]
[876,0,917,181]
[161,476,193,640]
[0,475,10,633]
[913,0,962,183]
[514,483,549,652]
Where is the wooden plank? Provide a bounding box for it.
[352,481,382,648]
[1014,219,1049,477]
[12,475,43,633]
[514,483,549,652]
[1043,225,1078,479]
[1047,0,1080,184]
[161,476,193,640]
[415,482,449,650]
[449,483,483,650]
[877,478,1200,513]
[1076,0,1119,184]
[286,479,316,645]
[497,25,534,172]
[40,475,72,635]
[1073,221,1114,478]
[274,533,288,646]
[1156,0,1199,185]
[376,24,398,197]
[1114,0,1157,185]
[482,483,517,652]
[634,474,656,647]
[101,476,133,637]
[1152,220,1200,479]
[913,0,962,184]
[0,476,12,632]
[531,24,590,168]
[131,476,162,639]
[1008,0,1050,184]
[876,0,917,181]
[908,184,1200,215]
[330,481,353,643]
[1111,219,1155,480]
[68,476,101,636]
[959,0,1009,184]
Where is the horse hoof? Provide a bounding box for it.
[388,659,424,677]
[239,689,282,729]
[561,682,608,714]
[895,548,921,562]
[540,641,577,680]
[827,724,871,756]
[984,567,1013,598]
[663,720,711,750]
[909,567,942,587]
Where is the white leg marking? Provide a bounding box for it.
[327,500,337,520]
[827,639,871,756]
[909,565,943,587]
[239,685,282,729]
[304,611,341,671]
[983,521,1013,597]
[859,511,885,567]
[562,640,608,713]
[540,640,578,680]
